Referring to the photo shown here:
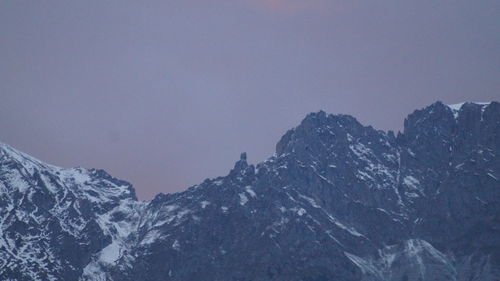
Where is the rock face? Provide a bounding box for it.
[0,101,499,281]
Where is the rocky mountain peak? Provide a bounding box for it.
[275,111,372,159]
[1,101,499,281]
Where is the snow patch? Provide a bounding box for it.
[245,186,257,197]
[344,252,379,276]
[325,214,364,237]
[141,230,161,245]
[403,176,421,190]
[296,208,306,216]
[172,240,180,251]
[299,194,320,208]
[447,102,491,119]
[405,192,419,198]
[487,173,498,180]
[99,241,121,264]
[239,193,249,205]
[200,201,210,209]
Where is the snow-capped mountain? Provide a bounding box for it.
[1,101,499,281]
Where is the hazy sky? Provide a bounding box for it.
[1,0,498,199]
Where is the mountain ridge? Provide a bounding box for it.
[1,100,499,281]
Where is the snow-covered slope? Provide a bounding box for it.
[1,101,499,281]
[0,143,141,280]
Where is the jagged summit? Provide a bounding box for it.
[0,140,137,201]
[1,101,499,281]
[276,111,370,157]
[0,141,59,172]
[447,101,492,111]
[407,100,497,120]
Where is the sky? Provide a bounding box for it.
[1,0,498,199]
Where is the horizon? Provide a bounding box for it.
[1,100,497,200]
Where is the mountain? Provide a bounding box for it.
[1,101,499,281]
